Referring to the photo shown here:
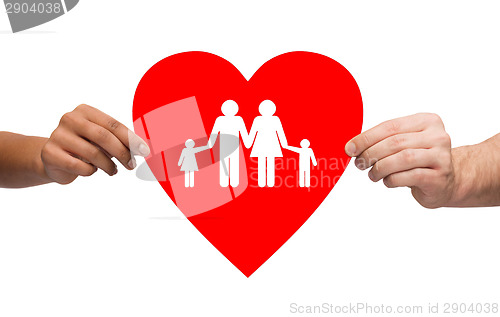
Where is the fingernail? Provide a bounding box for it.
[345,141,356,156]
[138,143,150,157]
[112,165,118,175]
[355,158,365,170]
[128,158,137,169]
[368,170,375,181]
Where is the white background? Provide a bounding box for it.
[1,1,500,316]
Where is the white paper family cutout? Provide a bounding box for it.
[178,100,317,188]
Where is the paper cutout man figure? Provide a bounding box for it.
[207,100,249,187]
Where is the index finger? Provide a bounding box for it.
[345,113,432,157]
[75,104,150,157]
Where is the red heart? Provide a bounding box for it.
[132,51,363,277]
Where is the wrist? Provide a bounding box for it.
[446,138,500,207]
[32,137,52,183]
[446,146,473,207]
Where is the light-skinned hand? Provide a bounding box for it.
[345,113,454,208]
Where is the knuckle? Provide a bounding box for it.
[386,120,401,134]
[118,148,131,161]
[437,132,451,147]
[402,149,415,163]
[417,199,439,209]
[81,166,96,177]
[57,179,74,185]
[360,149,377,168]
[59,112,75,125]
[89,147,101,160]
[362,133,371,147]
[426,113,443,125]
[371,163,381,180]
[361,147,371,161]
[48,128,63,142]
[107,119,121,131]
[414,112,427,119]
[389,134,404,150]
[75,104,90,112]
[65,159,79,172]
[95,127,110,143]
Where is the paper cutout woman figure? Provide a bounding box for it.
[178,139,209,188]
[247,100,288,187]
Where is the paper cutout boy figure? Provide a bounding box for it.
[178,139,209,187]
[285,139,317,187]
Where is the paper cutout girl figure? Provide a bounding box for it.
[178,139,209,188]
[285,139,317,187]
[247,100,288,187]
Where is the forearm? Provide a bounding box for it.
[278,132,288,147]
[285,146,300,153]
[447,133,500,207]
[0,132,52,188]
[207,133,217,148]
